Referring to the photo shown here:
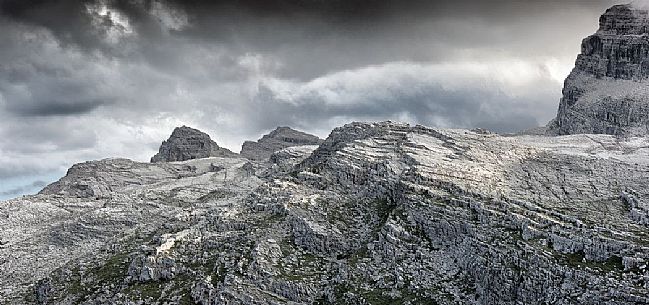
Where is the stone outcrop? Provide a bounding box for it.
[265,145,319,176]
[127,255,176,283]
[240,127,323,161]
[39,158,183,198]
[151,126,236,162]
[548,4,649,136]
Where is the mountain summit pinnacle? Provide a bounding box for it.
[150,126,236,162]
[547,4,649,136]
[240,126,323,160]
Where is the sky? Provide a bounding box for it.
[0,0,629,200]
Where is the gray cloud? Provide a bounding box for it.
[0,0,627,199]
[238,61,561,133]
[1,0,615,78]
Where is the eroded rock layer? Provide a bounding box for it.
[548,4,649,136]
[3,122,649,305]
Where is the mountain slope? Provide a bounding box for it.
[3,122,649,305]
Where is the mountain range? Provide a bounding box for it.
[2,4,649,305]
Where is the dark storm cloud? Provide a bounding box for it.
[0,0,627,199]
[153,0,614,80]
[0,0,117,54]
[1,0,614,78]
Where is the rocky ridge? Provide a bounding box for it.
[547,4,649,136]
[2,121,649,304]
[150,126,237,162]
[240,127,323,161]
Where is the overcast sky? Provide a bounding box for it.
[0,0,627,200]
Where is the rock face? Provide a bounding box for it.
[267,145,320,175]
[240,127,323,161]
[39,158,186,198]
[547,4,649,136]
[4,121,649,305]
[150,126,236,162]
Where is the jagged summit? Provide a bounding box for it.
[150,125,236,163]
[547,3,649,136]
[580,4,649,79]
[240,126,323,160]
[599,4,649,36]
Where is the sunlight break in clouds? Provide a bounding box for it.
[86,1,135,43]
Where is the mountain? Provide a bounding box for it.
[3,121,649,304]
[150,126,237,162]
[3,4,649,305]
[240,127,323,161]
[547,4,649,136]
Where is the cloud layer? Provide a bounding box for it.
[0,0,622,200]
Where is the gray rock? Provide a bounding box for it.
[151,126,237,162]
[4,121,649,305]
[38,158,197,198]
[127,255,176,282]
[547,4,649,136]
[240,127,323,161]
[265,145,319,176]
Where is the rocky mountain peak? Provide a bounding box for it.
[265,126,321,142]
[170,125,199,137]
[240,126,323,161]
[150,126,236,162]
[546,3,649,136]
[598,4,649,35]
[577,4,649,80]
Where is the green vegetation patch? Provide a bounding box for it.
[124,281,163,300]
[95,253,130,283]
[558,250,624,273]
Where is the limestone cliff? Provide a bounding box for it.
[548,4,649,136]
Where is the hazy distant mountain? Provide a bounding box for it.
[240,127,323,161]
